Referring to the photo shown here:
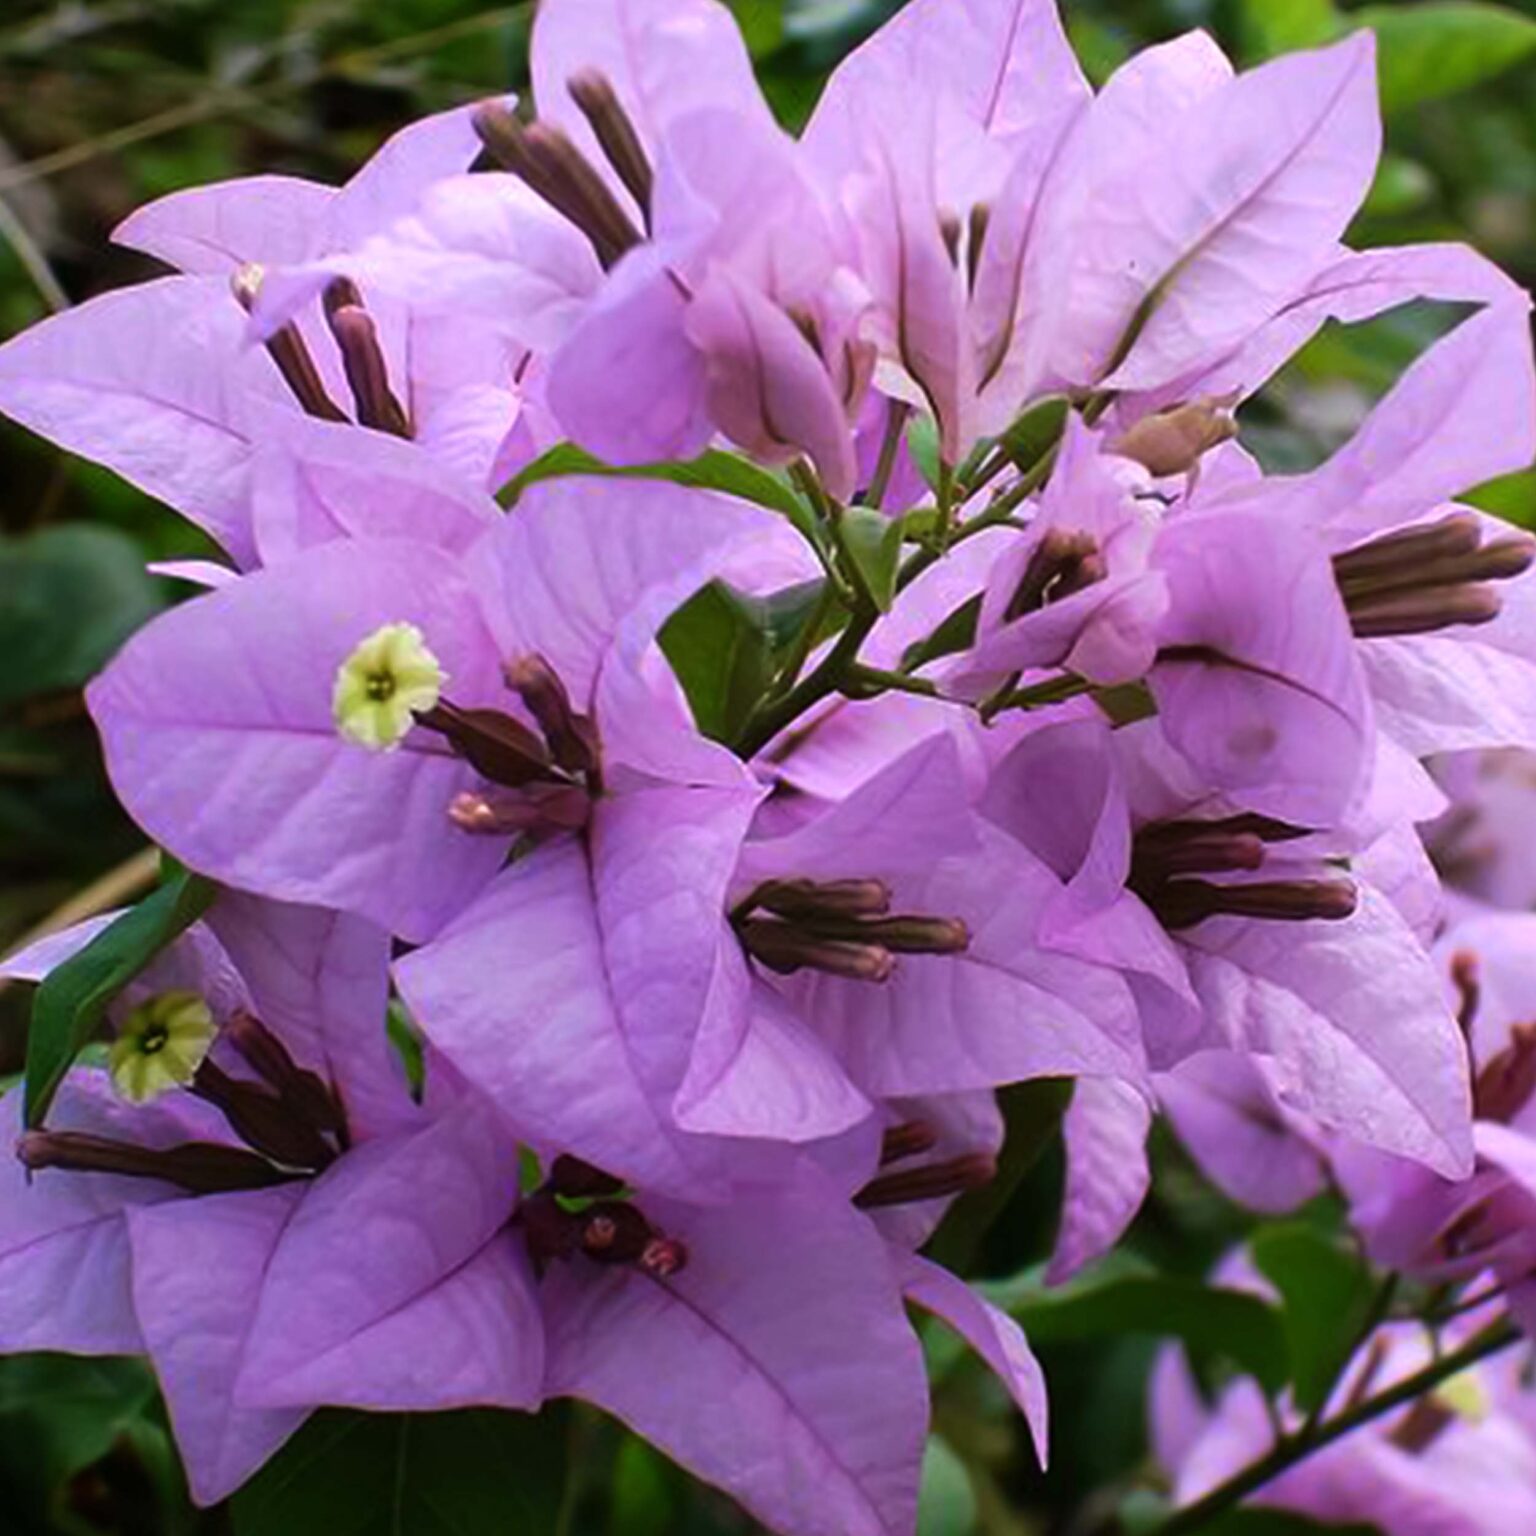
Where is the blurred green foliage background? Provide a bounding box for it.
[0,2,1533,1532]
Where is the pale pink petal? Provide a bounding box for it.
[128,1186,309,1505]
[1049,1078,1152,1282]
[87,539,507,942]
[899,1252,1049,1463]
[1182,885,1474,1178]
[543,1172,927,1536]
[235,1102,538,1411]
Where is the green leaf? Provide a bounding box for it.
[839,507,906,612]
[608,1436,677,1536]
[906,414,942,493]
[659,581,779,744]
[497,443,819,546]
[1466,469,1536,529]
[24,864,216,1128]
[385,997,427,1104]
[916,1436,977,1536]
[990,1269,1290,1396]
[1250,1224,1376,1413]
[1238,0,1342,60]
[0,525,163,710]
[0,1354,158,1491]
[232,1407,567,1536]
[927,1079,1073,1274]
[1363,153,1436,218]
[1355,3,1536,115]
[996,395,1070,478]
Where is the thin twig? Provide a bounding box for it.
[0,7,530,195]
[1154,1319,1522,1536]
[0,193,67,310]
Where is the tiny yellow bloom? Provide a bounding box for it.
[109,990,218,1104]
[1433,1368,1491,1425]
[333,622,447,751]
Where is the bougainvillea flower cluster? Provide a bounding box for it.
[2,1,1535,1531]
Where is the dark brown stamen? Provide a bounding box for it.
[1335,517,1536,639]
[737,919,895,981]
[227,1011,347,1141]
[566,69,654,225]
[854,1152,997,1210]
[232,265,347,424]
[1004,528,1102,622]
[504,655,600,775]
[473,103,642,270]
[1148,878,1357,930]
[325,295,413,438]
[753,879,892,922]
[189,1059,337,1172]
[17,1130,298,1195]
[448,785,590,835]
[1347,585,1502,639]
[1332,513,1482,585]
[803,915,970,955]
[416,700,555,788]
[880,1120,939,1165]
[1132,832,1267,885]
[1474,1021,1536,1124]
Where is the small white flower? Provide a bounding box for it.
[333,622,447,751]
[109,990,217,1104]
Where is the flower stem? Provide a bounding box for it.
[1153,1318,1522,1536]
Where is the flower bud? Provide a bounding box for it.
[1112,395,1238,478]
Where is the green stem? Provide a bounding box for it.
[774,581,842,694]
[981,673,1091,721]
[1297,1273,1399,1442]
[1153,1319,1521,1536]
[842,664,942,701]
[735,607,881,759]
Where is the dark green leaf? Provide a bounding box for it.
[990,1270,1290,1396]
[1238,0,1342,60]
[996,395,1070,478]
[496,443,819,546]
[906,414,942,493]
[839,506,905,612]
[900,594,982,674]
[385,997,426,1105]
[1251,1224,1376,1413]
[916,1436,977,1536]
[232,1407,567,1536]
[0,525,163,710]
[608,1435,677,1536]
[24,865,216,1127]
[659,581,778,744]
[927,1079,1073,1274]
[1355,3,1536,115]
[0,1354,157,1488]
